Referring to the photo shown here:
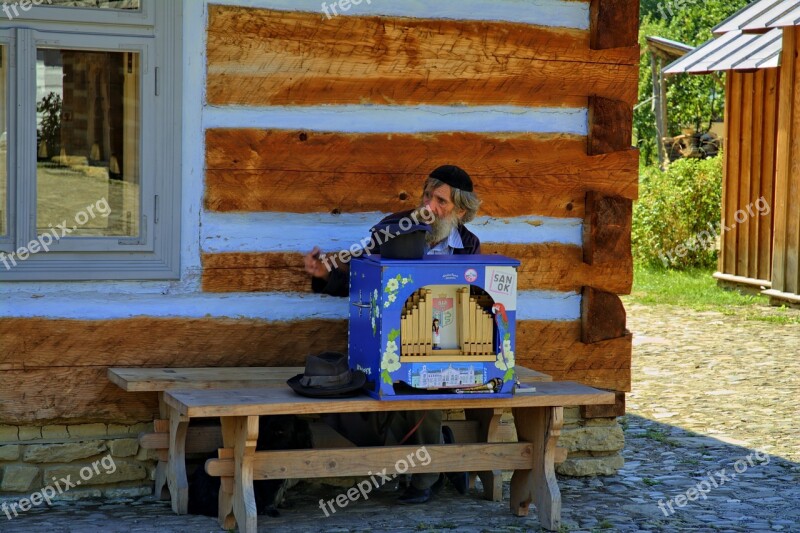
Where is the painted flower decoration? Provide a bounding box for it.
[383,274,412,310]
[380,329,402,384]
[369,289,380,336]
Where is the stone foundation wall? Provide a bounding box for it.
[443,407,624,477]
[0,423,157,504]
[556,407,625,476]
[1,409,624,504]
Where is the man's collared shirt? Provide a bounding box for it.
[425,226,464,255]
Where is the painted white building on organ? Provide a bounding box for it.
[410,365,482,388]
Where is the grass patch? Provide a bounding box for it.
[630,266,762,310]
[640,428,677,447]
[629,266,800,323]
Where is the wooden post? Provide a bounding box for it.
[217,418,237,530]
[232,416,259,533]
[652,54,668,168]
[167,407,190,514]
[510,406,563,530]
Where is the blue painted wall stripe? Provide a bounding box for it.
[204,106,589,135]
[0,290,580,321]
[201,212,583,253]
[205,0,590,29]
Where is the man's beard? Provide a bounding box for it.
[426,211,461,246]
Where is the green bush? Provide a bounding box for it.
[632,157,722,270]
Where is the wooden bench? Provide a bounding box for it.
[108,366,553,502]
[162,381,614,532]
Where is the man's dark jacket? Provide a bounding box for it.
[312,209,480,297]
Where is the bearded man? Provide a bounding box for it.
[303,165,481,504]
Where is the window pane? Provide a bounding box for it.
[36,48,140,238]
[0,46,6,237]
[46,0,140,10]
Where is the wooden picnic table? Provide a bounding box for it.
[166,381,612,532]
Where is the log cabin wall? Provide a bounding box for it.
[717,69,780,288]
[766,25,800,306]
[0,0,638,428]
[201,0,639,392]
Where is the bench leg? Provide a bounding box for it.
[465,408,504,501]
[510,406,563,531]
[217,418,236,530]
[167,407,190,514]
[154,394,170,500]
[230,416,259,533]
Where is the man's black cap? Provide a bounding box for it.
[429,165,473,193]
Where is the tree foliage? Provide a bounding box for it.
[636,0,754,165]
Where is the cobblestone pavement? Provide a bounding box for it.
[3,303,799,532]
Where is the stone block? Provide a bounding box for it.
[107,424,130,436]
[557,425,624,453]
[108,438,139,458]
[24,441,108,463]
[127,422,153,435]
[42,425,70,439]
[68,424,108,438]
[103,485,152,499]
[556,454,624,476]
[585,417,618,427]
[0,445,21,461]
[0,425,18,442]
[563,407,582,423]
[18,426,42,441]
[44,459,147,486]
[1,465,40,492]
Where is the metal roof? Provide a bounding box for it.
[646,36,694,58]
[714,0,800,33]
[664,28,783,74]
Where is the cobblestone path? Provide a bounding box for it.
[3,302,798,532]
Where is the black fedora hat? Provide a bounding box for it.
[287,352,367,398]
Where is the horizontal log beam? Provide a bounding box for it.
[204,130,639,217]
[207,6,639,107]
[201,244,633,294]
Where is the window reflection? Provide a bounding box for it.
[36,48,140,237]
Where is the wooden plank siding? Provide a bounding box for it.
[0,317,631,423]
[206,6,639,108]
[719,69,780,284]
[771,26,800,298]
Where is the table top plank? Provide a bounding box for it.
[164,381,615,418]
[107,367,304,392]
[108,365,551,392]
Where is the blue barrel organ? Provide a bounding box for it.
[348,255,520,400]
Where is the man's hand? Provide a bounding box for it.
[304,246,331,281]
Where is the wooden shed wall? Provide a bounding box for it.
[768,25,800,303]
[0,0,639,425]
[718,69,780,285]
